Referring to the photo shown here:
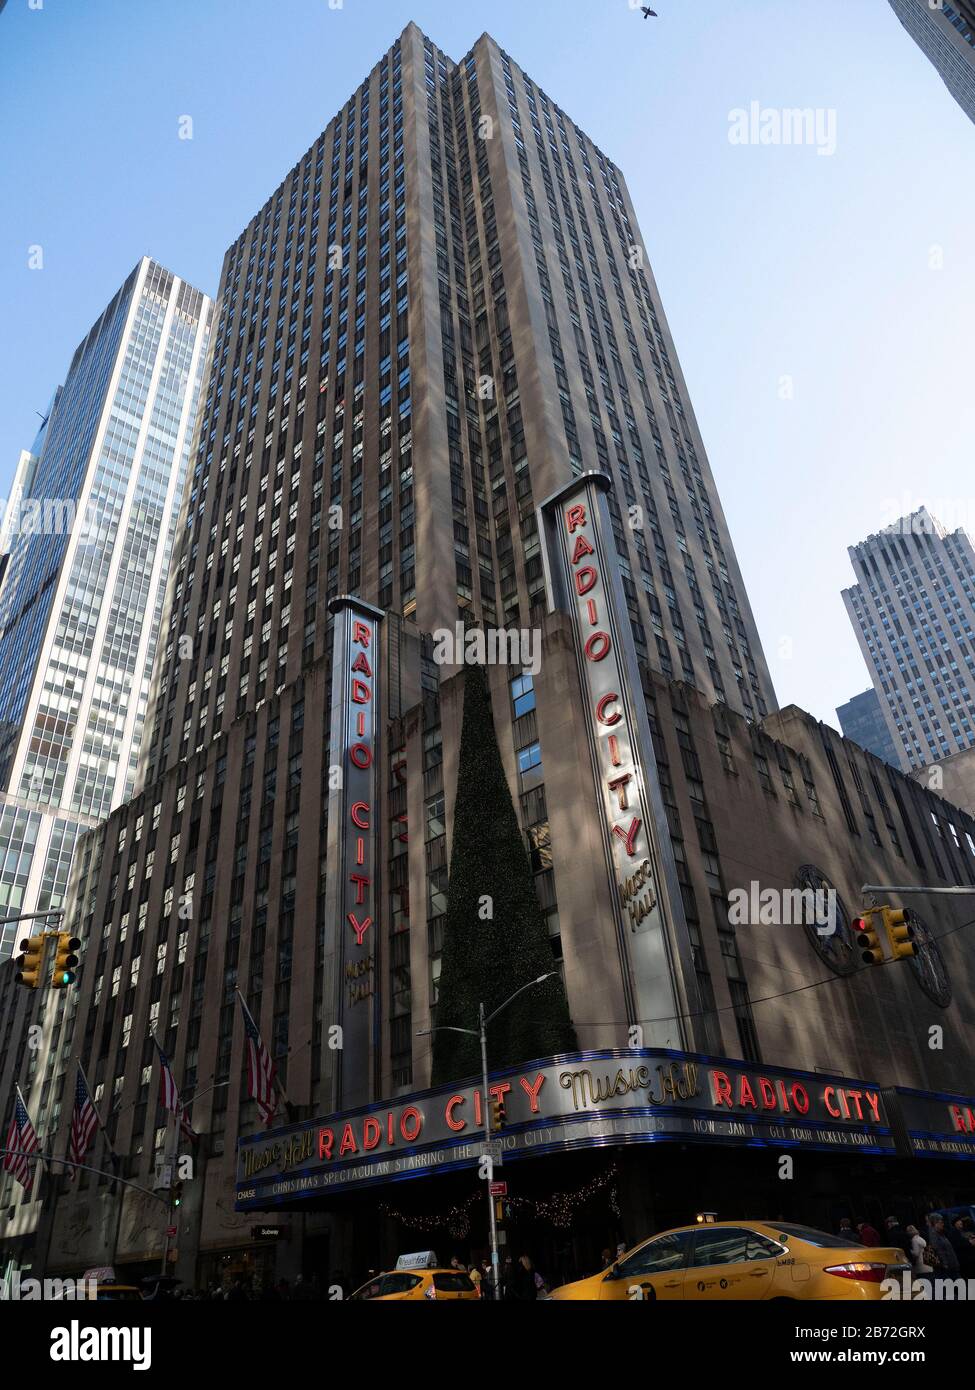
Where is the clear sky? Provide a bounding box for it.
[2,0,973,727]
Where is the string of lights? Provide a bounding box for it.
[379,1164,620,1235]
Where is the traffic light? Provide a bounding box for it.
[51,932,81,988]
[171,1181,183,1209]
[852,910,884,965]
[489,1095,506,1131]
[16,934,46,989]
[882,907,915,961]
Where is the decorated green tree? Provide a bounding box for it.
[431,662,576,1084]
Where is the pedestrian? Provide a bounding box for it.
[947,1217,970,1263]
[905,1225,932,1275]
[883,1216,910,1259]
[925,1214,960,1274]
[856,1221,880,1247]
[600,1247,613,1270]
[468,1264,482,1297]
[963,1234,975,1278]
[836,1217,856,1241]
[506,1254,538,1301]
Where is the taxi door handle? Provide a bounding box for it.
[662,1280,680,1288]
[749,1269,769,1277]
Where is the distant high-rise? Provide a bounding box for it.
[889,0,975,125]
[836,688,900,767]
[842,507,975,772]
[0,258,211,958]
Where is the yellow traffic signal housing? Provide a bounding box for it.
[16,934,47,989]
[51,932,81,988]
[490,1096,506,1132]
[852,911,884,965]
[882,907,915,961]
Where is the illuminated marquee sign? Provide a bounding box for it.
[322,597,384,1110]
[235,1048,896,1208]
[539,473,699,1049]
[894,1085,975,1160]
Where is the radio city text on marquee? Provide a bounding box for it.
[239,1057,903,1186]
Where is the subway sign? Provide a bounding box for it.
[235,1048,895,1209]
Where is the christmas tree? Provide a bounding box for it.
[431,662,576,1084]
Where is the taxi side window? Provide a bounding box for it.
[379,1273,422,1296]
[432,1272,476,1292]
[613,1231,693,1278]
[688,1228,755,1268]
[746,1234,784,1260]
[357,1280,384,1300]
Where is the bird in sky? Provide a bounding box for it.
[641,6,658,16]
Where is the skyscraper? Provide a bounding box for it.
[37,27,975,1287]
[835,688,900,767]
[843,507,975,772]
[889,0,975,124]
[0,258,211,958]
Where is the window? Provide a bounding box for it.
[511,671,535,718]
[517,742,541,775]
[614,1231,693,1278]
[425,794,445,841]
[689,1228,780,1267]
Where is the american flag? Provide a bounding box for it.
[67,1064,99,1174]
[238,992,279,1127]
[152,1035,197,1141]
[3,1087,39,1192]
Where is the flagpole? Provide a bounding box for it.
[8,1083,42,1277]
[236,987,291,1111]
[76,1060,124,1269]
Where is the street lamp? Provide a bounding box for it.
[418,971,557,1300]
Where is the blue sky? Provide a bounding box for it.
[2,0,973,727]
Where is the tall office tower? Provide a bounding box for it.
[836,688,899,767]
[0,394,59,592]
[9,27,785,1280]
[139,26,772,797]
[843,507,975,773]
[0,258,212,959]
[889,0,975,124]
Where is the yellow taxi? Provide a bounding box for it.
[550,1221,911,1301]
[350,1251,480,1301]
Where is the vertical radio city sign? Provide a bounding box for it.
[322,596,384,1111]
[539,473,700,1050]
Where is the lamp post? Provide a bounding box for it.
[418,972,556,1300]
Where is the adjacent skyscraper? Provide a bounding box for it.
[843,507,975,772]
[836,688,900,767]
[889,0,975,124]
[0,258,211,958]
